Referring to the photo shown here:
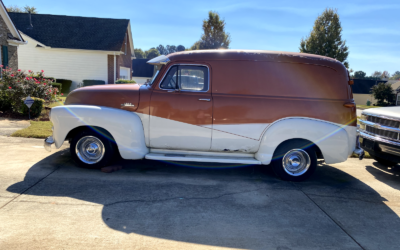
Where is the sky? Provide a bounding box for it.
[7,0,400,76]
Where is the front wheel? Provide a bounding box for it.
[271,140,317,182]
[70,129,116,169]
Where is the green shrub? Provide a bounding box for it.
[0,69,58,113]
[51,82,62,91]
[83,80,105,86]
[115,79,136,84]
[56,79,72,94]
[20,97,45,118]
[0,91,12,111]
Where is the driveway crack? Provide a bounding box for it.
[0,166,60,210]
[105,187,266,207]
[292,182,365,250]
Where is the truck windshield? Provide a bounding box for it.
[148,65,163,86]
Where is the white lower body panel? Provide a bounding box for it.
[146,149,261,165]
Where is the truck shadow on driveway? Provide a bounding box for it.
[6,150,400,249]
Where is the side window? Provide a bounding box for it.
[160,66,178,89]
[178,66,208,91]
[160,65,208,91]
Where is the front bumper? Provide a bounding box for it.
[44,136,55,152]
[359,131,400,163]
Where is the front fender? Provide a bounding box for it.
[51,105,149,159]
[255,118,353,165]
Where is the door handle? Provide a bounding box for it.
[199,99,210,102]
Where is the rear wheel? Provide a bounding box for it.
[70,129,116,169]
[271,140,317,182]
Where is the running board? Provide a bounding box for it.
[145,153,261,165]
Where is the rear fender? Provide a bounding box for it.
[255,118,353,165]
[51,105,148,159]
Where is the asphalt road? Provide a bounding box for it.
[1,136,400,249]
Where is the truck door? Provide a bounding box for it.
[149,64,212,151]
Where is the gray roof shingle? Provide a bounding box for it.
[8,12,129,51]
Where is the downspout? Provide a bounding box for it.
[113,53,116,84]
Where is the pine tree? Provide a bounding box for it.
[300,8,349,68]
[191,11,231,50]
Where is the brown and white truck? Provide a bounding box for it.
[45,50,362,181]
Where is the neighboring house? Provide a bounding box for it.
[0,1,26,71]
[391,81,400,106]
[9,12,135,88]
[352,79,388,105]
[131,59,154,85]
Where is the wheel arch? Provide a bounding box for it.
[255,117,350,165]
[51,105,149,159]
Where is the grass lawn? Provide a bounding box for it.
[356,105,381,109]
[48,97,66,108]
[11,121,52,139]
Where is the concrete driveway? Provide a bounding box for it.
[1,136,400,249]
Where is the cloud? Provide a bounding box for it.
[344,28,400,36]
[341,3,400,16]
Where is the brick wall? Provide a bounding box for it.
[107,55,114,84]
[0,12,19,70]
[116,30,132,80]
[8,46,18,70]
[106,29,133,83]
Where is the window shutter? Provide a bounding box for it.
[2,46,8,67]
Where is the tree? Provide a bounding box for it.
[191,11,231,50]
[157,44,186,55]
[7,5,38,13]
[372,71,382,78]
[371,82,395,106]
[134,49,146,59]
[156,45,168,55]
[145,48,160,59]
[177,45,186,52]
[390,71,400,80]
[354,71,366,79]
[381,71,390,79]
[299,8,349,68]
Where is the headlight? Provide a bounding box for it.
[360,114,367,121]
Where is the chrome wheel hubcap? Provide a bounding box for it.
[282,149,311,176]
[75,136,105,164]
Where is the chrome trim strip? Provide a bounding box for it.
[158,64,210,93]
[359,119,400,133]
[359,131,400,147]
[362,112,400,122]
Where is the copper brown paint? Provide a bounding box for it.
[65,50,356,128]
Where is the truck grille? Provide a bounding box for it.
[366,126,399,140]
[367,116,400,128]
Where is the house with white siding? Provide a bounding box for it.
[9,12,135,89]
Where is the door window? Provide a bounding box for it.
[160,65,208,91]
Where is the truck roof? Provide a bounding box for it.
[166,49,346,73]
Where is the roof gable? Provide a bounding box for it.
[0,1,24,42]
[9,12,130,52]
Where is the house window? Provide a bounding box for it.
[120,67,130,80]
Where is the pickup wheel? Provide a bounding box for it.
[271,140,317,182]
[70,129,116,169]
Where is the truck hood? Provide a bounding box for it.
[64,84,140,112]
[362,106,400,119]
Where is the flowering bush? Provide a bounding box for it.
[0,67,59,113]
